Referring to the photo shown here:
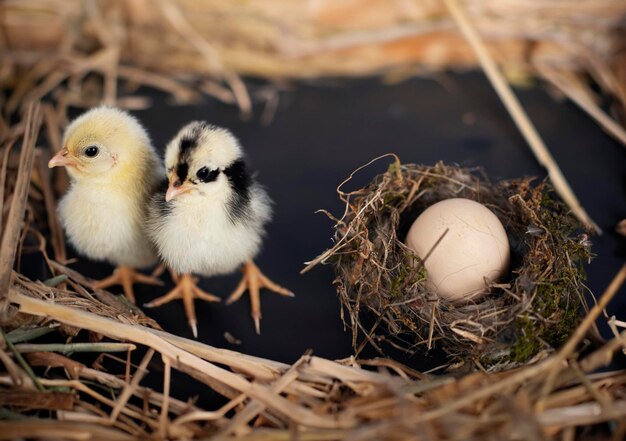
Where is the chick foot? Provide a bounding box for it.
[226,260,294,334]
[144,273,220,338]
[92,265,163,304]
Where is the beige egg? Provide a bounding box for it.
[405,198,510,302]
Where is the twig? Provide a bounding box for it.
[58,410,139,435]
[427,303,437,351]
[42,103,62,152]
[14,342,136,354]
[156,0,251,117]
[580,330,626,374]
[124,348,131,383]
[43,275,68,287]
[160,356,172,438]
[35,151,66,262]
[0,140,14,235]
[110,348,155,422]
[117,65,198,103]
[0,331,32,389]
[421,228,450,264]
[537,400,626,428]
[214,353,311,439]
[0,102,42,317]
[149,327,287,382]
[280,21,454,57]
[443,0,600,233]
[301,153,400,273]
[1,329,43,391]
[25,351,199,416]
[36,378,162,429]
[0,420,135,441]
[537,65,626,148]
[5,325,58,344]
[569,360,610,408]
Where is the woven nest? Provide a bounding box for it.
[311,158,592,370]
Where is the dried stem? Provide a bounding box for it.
[537,64,626,148]
[443,0,600,233]
[109,348,155,422]
[160,356,172,438]
[0,102,41,317]
[14,342,136,354]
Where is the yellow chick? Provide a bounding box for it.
[48,106,163,302]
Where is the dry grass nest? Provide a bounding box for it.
[309,157,592,371]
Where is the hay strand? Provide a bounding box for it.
[0,101,41,318]
[443,0,600,233]
[0,262,623,439]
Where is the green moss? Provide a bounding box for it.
[510,274,584,363]
[511,316,540,362]
[503,187,589,364]
[538,193,583,239]
[389,274,405,298]
[390,263,410,298]
[541,190,556,208]
[383,193,403,206]
[543,297,582,347]
[387,161,400,175]
[417,265,427,281]
[390,256,426,299]
[534,282,561,317]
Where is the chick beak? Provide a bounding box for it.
[48,148,78,168]
[165,178,193,202]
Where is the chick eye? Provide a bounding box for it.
[84,146,99,158]
[196,166,219,183]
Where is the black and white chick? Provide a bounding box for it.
[48,106,163,302]
[146,122,293,337]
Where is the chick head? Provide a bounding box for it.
[49,106,154,183]
[163,122,245,203]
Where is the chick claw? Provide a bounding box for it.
[92,265,163,304]
[226,260,294,335]
[144,273,220,338]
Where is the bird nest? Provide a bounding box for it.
[307,157,592,370]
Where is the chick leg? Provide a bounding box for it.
[144,272,220,338]
[92,266,163,303]
[226,260,294,334]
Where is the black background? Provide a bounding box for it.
[62,73,625,403]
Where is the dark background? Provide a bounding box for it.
[63,72,625,401]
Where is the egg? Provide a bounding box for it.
[405,198,510,302]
